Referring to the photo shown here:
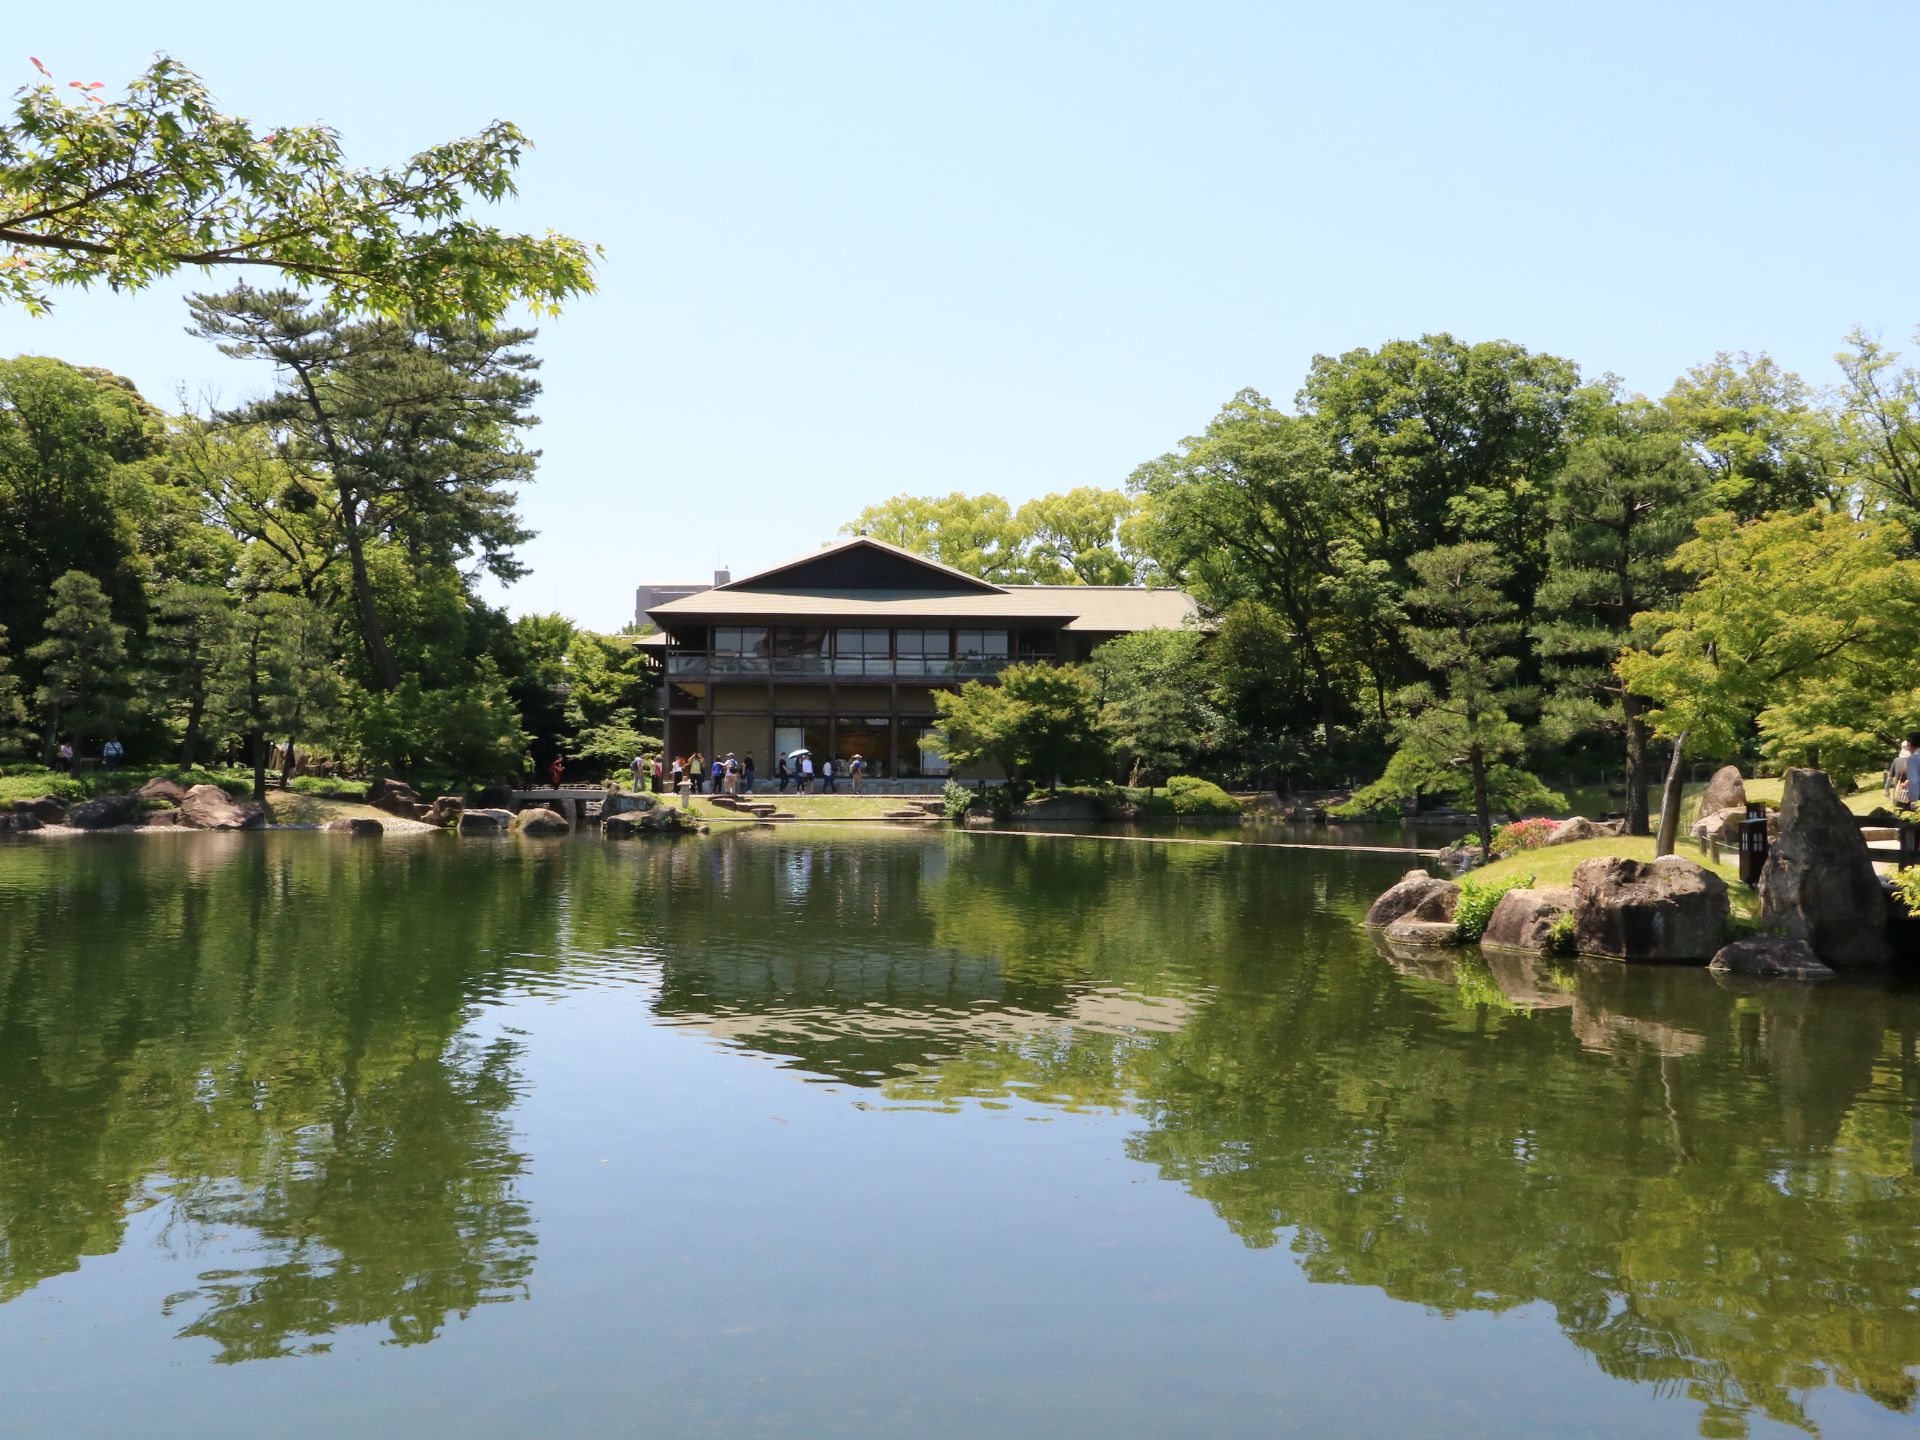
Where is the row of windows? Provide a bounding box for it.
[708,627,1045,660]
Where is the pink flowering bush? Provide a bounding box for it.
[1490,817,1557,858]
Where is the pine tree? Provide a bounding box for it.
[1533,417,1704,833]
[0,622,27,754]
[1391,543,1547,862]
[27,571,130,763]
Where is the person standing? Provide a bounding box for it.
[651,757,664,794]
[743,753,756,794]
[549,755,566,788]
[1888,739,1913,804]
[800,753,815,793]
[850,753,866,793]
[777,753,790,793]
[670,755,685,791]
[688,752,703,793]
[632,753,646,791]
[821,757,836,793]
[1905,733,1920,813]
[56,740,73,773]
[102,737,123,771]
[712,755,726,795]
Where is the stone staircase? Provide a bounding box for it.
[706,795,787,821]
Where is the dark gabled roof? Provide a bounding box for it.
[716,536,1007,595]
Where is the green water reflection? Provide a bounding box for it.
[0,830,1916,1437]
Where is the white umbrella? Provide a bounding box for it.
[786,747,812,758]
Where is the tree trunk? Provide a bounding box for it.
[179,689,206,768]
[250,726,268,806]
[1623,693,1650,835]
[40,711,58,767]
[341,500,400,691]
[1654,731,1688,857]
[1469,742,1492,864]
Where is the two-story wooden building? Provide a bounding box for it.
[642,537,1196,779]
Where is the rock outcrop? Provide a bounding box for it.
[600,792,657,818]
[1698,765,1747,818]
[140,808,183,827]
[1572,855,1729,961]
[1546,816,1623,846]
[604,807,703,837]
[1757,768,1889,967]
[513,806,570,836]
[368,777,427,819]
[323,816,384,836]
[1691,806,1747,844]
[180,784,265,831]
[22,795,67,824]
[1480,886,1575,951]
[420,795,466,828]
[67,792,139,829]
[1364,870,1460,928]
[137,777,189,805]
[1384,917,1460,946]
[458,808,514,835]
[0,811,43,832]
[1708,936,1835,980]
[1019,795,1105,823]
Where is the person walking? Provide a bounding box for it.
[849,753,866,793]
[777,753,790,793]
[712,756,726,795]
[821,757,836,793]
[1905,733,1920,813]
[632,753,647,792]
[743,753,756,794]
[102,738,123,771]
[549,755,566,787]
[1888,738,1913,805]
[56,740,73,773]
[800,753,815,793]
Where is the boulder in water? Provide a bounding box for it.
[458,808,514,835]
[1480,886,1575,951]
[420,794,465,828]
[22,795,67,824]
[323,816,384,837]
[1572,855,1729,962]
[0,811,43,832]
[1365,870,1460,928]
[1757,768,1889,967]
[180,784,265,831]
[514,806,570,836]
[67,792,139,829]
[1708,936,1834,980]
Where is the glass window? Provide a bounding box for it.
[897,628,951,677]
[1016,629,1057,661]
[834,628,889,676]
[955,629,1008,675]
[910,725,950,777]
[771,626,829,673]
[713,627,768,674]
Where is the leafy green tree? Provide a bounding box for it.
[27,570,129,761]
[1129,392,1355,743]
[1015,488,1142,584]
[1662,351,1842,519]
[187,287,541,692]
[1298,334,1595,613]
[0,357,165,671]
[1088,628,1221,785]
[843,492,1027,581]
[1358,543,1552,860]
[1834,328,1920,541]
[0,623,26,754]
[146,580,238,767]
[1618,509,1920,782]
[0,56,595,321]
[932,662,1110,790]
[1533,410,1705,832]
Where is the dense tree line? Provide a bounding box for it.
[860,330,1920,842]
[0,324,655,797]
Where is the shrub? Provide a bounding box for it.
[1454,870,1535,942]
[1490,817,1556,858]
[1544,911,1577,955]
[1161,775,1242,817]
[1891,867,1920,919]
[942,779,974,821]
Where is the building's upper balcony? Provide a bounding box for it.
[664,652,1013,680]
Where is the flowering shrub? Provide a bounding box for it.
[1490,817,1557,858]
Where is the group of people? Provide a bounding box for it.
[657,752,757,795]
[48,738,122,772]
[1884,737,1920,806]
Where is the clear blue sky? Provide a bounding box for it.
[7,2,1917,628]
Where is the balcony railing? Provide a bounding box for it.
[664,652,1015,679]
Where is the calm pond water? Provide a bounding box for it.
[1,829,1916,1439]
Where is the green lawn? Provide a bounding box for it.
[674,791,933,821]
[1466,836,1757,917]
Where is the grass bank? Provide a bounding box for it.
[1466,836,1757,918]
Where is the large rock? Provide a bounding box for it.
[1480,886,1575,951]
[961,812,997,830]
[601,791,657,818]
[604,807,701,837]
[1385,918,1460,946]
[513,806,570,836]
[1572,855,1730,961]
[458,808,514,835]
[323,816,384,837]
[1708,936,1835,981]
[137,776,189,805]
[180,783,265,831]
[1698,765,1747,818]
[0,812,43,832]
[1690,806,1747,844]
[1758,768,1890,967]
[368,777,426,819]
[420,795,466,828]
[67,792,140,829]
[140,808,184,828]
[1019,795,1104,823]
[1364,869,1460,928]
[1546,816,1623,846]
[22,794,67,824]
